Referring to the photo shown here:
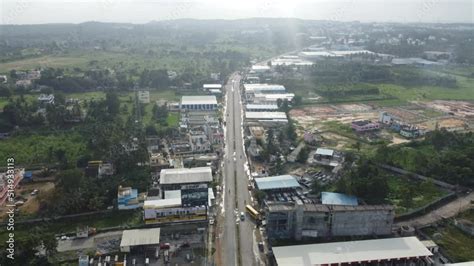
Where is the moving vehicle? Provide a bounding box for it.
[245,204,260,221]
[240,212,245,221]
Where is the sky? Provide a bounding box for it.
[1,0,473,25]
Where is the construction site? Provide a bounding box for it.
[289,100,474,150]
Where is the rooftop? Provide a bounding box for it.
[203,84,222,89]
[273,237,432,266]
[245,112,287,120]
[246,104,279,110]
[255,175,300,191]
[181,95,217,105]
[352,120,377,126]
[160,167,213,185]
[144,198,182,208]
[315,148,334,156]
[321,192,358,206]
[243,83,286,92]
[120,228,161,248]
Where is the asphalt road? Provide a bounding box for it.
[218,72,258,266]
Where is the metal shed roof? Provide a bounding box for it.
[160,167,212,185]
[315,148,334,156]
[181,95,217,105]
[120,228,161,248]
[273,237,432,266]
[321,192,358,206]
[255,175,300,190]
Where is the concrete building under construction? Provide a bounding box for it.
[265,201,394,240]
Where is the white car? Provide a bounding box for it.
[209,219,215,225]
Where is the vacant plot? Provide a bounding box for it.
[0,182,55,219]
[386,175,448,215]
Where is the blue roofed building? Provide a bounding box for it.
[321,192,358,206]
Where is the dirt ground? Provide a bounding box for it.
[419,100,474,118]
[0,181,55,219]
[418,117,467,131]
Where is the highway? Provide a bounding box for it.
[216,72,259,266]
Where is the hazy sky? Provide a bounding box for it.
[1,0,473,25]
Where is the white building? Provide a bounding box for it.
[251,65,271,72]
[37,94,55,104]
[120,228,161,252]
[180,96,218,111]
[245,111,288,126]
[203,84,222,90]
[273,237,433,266]
[253,93,295,105]
[244,84,286,101]
[138,90,150,103]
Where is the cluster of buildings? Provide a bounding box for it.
[117,166,215,225]
[173,95,223,154]
[243,83,293,127]
[14,69,41,88]
[379,111,425,139]
[144,167,214,224]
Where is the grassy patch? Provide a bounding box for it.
[386,175,447,215]
[422,223,474,262]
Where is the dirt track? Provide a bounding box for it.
[396,192,474,228]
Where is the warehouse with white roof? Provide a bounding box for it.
[180,95,218,111]
[120,228,161,252]
[272,237,433,266]
[160,166,213,185]
[245,112,288,126]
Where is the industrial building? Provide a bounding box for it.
[265,201,394,240]
[245,104,279,112]
[272,236,433,266]
[180,96,218,111]
[243,84,286,101]
[254,175,300,192]
[245,112,288,126]
[253,93,295,105]
[120,228,161,252]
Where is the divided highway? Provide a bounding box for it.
[217,72,259,266]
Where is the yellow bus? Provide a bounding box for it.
[246,204,260,221]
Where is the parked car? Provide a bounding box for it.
[160,242,171,250]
